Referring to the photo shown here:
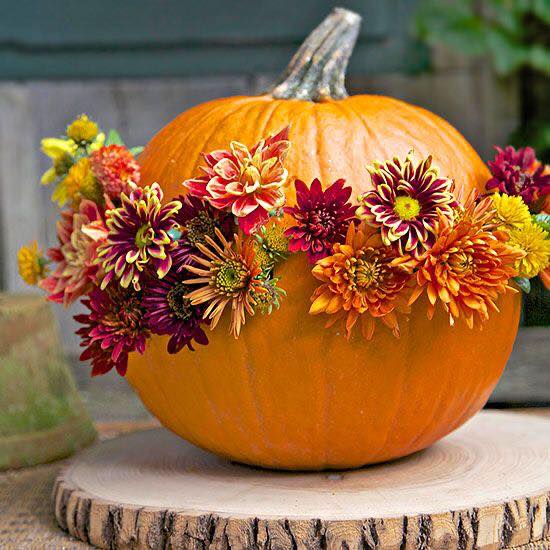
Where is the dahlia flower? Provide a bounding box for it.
[142,257,209,354]
[91,144,140,200]
[184,229,266,337]
[486,146,550,206]
[183,127,290,234]
[98,183,181,291]
[75,287,149,377]
[285,178,356,263]
[357,153,457,258]
[309,223,411,340]
[17,241,49,286]
[491,193,531,232]
[398,196,524,328]
[39,200,107,306]
[507,221,550,279]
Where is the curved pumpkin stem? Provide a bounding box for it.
[269,8,361,102]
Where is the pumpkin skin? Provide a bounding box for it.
[126,10,521,469]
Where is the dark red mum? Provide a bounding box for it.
[486,146,550,206]
[75,287,149,376]
[284,178,356,263]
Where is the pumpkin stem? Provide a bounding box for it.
[269,8,361,102]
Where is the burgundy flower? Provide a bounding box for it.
[75,287,149,377]
[284,178,356,263]
[142,255,209,354]
[486,146,550,206]
[357,153,457,258]
[175,194,234,247]
[97,183,181,291]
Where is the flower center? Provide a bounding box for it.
[394,196,421,220]
[166,283,193,321]
[214,259,249,294]
[449,251,474,274]
[135,223,153,248]
[186,212,217,246]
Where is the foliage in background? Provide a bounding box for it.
[414,0,550,160]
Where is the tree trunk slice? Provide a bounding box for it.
[53,411,550,549]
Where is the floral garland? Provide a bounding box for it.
[18,115,550,377]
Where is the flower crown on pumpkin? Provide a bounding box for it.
[18,114,550,377]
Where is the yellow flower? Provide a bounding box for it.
[66,114,99,144]
[40,137,76,185]
[18,241,48,285]
[508,221,550,278]
[52,157,100,207]
[491,193,531,232]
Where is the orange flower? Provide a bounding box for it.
[309,223,411,340]
[397,195,524,328]
[184,229,266,338]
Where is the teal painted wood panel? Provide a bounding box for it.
[0,0,427,78]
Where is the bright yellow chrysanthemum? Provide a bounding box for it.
[66,114,99,143]
[17,241,48,285]
[508,221,550,278]
[40,137,76,185]
[491,193,531,231]
[52,157,100,207]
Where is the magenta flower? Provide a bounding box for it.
[75,288,149,377]
[357,153,457,258]
[97,183,181,291]
[486,146,550,206]
[183,127,290,234]
[284,178,356,263]
[142,256,209,354]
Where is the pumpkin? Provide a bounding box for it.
[127,8,521,469]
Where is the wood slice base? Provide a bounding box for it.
[53,411,550,549]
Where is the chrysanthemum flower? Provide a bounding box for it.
[39,200,108,306]
[254,221,289,270]
[183,127,290,234]
[357,153,457,258]
[66,114,99,145]
[142,257,209,353]
[507,221,550,278]
[90,144,141,200]
[284,178,356,263]
[397,196,524,328]
[52,157,102,208]
[184,229,266,337]
[174,194,234,248]
[18,241,49,286]
[309,223,411,340]
[75,287,149,377]
[251,277,286,315]
[491,193,531,231]
[40,138,76,185]
[98,183,181,291]
[486,146,550,206]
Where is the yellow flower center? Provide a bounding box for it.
[135,223,153,248]
[355,259,381,288]
[449,251,474,274]
[394,196,421,220]
[214,259,249,294]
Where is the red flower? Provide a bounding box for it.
[75,288,149,376]
[486,146,550,206]
[90,144,140,200]
[183,127,290,234]
[284,178,356,263]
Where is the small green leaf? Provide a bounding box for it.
[514,277,531,293]
[106,129,125,146]
[129,146,144,156]
[532,213,550,233]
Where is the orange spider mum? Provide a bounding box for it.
[309,223,411,340]
[184,229,266,338]
[396,195,525,328]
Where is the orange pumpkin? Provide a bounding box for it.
[127,8,520,469]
